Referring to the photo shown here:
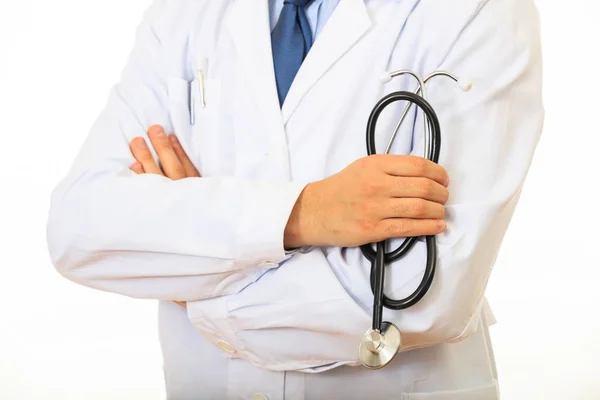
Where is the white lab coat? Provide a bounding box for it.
[46,0,544,398]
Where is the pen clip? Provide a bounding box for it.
[196,57,208,109]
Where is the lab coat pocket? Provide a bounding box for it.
[401,381,499,400]
[167,76,223,176]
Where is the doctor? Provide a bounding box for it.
[46,0,544,399]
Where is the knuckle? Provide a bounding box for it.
[435,220,447,234]
[395,177,409,192]
[371,180,385,193]
[138,151,153,162]
[355,156,372,171]
[367,154,391,174]
[175,145,187,158]
[359,199,378,218]
[374,220,397,236]
[441,188,450,204]
[411,199,427,217]
[437,204,446,219]
[394,219,412,235]
[417,178,435,195]
[391,201,410,216]
[372,154,388,168]
[383,222,398,234]
[359,216,378,232]
[359,200,382,230]
[410,157,428,175]
[361,180,382,196]
[442,168,450,182]
[173,165,186,178]
[154,136,170,149]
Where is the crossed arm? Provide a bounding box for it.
[47,0,544,372]
[126,126,451,309]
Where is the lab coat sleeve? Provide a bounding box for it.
[185,0,544,371]
[45,0,308,302]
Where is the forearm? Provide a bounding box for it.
[186,213,507,372]
[186,248,369,372]
[45,0,310,301]
[47,163,307,301]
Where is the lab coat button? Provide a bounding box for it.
[216,340,237,354]
[252,394,269,400]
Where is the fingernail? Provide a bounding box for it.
[169,135,179,146]
[155,128,165,136]
[135,139,146,149]
[437,220,447,230]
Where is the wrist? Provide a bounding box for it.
[284,182,319,249]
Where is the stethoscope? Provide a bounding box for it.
[358,69,472,369]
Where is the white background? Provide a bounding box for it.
[1,0,598,399]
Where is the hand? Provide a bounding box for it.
[284,154,450,248]
[129,125,200,179]
[129,125,198,309]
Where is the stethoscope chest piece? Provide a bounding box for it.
[358,322,402,369]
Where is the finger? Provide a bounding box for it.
[147,125,186,180]
[130,137,163,175]
[170,135,201,177]
[377,218,447,239]
[129,162,144,174]
[382,198,445,220]
[377,155,449,187]
[385,176,450,204]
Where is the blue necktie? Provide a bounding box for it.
[271,0,314,106]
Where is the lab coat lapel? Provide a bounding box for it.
[281,0,372,123]
[226,0,284,136]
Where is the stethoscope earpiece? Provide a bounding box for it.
[458,78,473,92]
[379,71,393,84]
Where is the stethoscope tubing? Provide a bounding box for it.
[360,90,441,331]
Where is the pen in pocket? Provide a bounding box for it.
[189,57,208,125]
[197,57,208,109]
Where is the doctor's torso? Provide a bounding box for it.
[132,0,541,398]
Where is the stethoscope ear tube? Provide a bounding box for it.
[360,91,441,333]
[365,91,441,161]
[372,241,386,331]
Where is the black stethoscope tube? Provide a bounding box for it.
[360,91,441,331]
